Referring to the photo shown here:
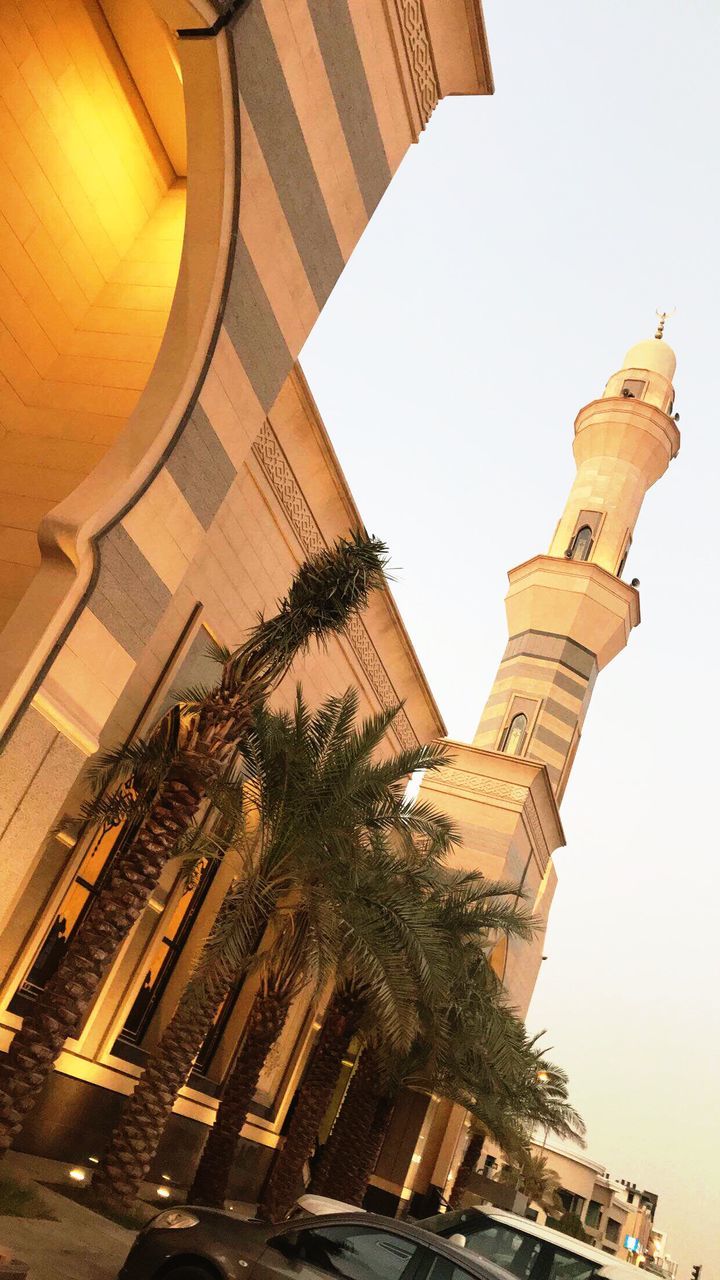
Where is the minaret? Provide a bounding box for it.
[370,327,680,1214]
[472,324,680,800]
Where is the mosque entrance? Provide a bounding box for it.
[0,0,188,632]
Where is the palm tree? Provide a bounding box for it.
[440,1104,529,1210]
[260,877,538,1221]
[0,533,388,1156]
[309,1041,387,1206]
[91,687,456,1209]
[309,985,523,1209]
[187,934,305,1209]
[311,940,584,1212]
[500,1151,563,1216]
[503,1051,585,1151]
[447,1041,585,1208]
[188,840,455,1208]
[449,1125,489,1209]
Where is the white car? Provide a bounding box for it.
[418,1205,644,1280]
[286,1194,366,1219]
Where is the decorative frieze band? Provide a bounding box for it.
[435,768,527,804]
[253,421,418,750]
[253,421,325,558]
[393,0,439,125]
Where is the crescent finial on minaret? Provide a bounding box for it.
[655,307,676,340]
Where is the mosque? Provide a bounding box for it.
[0,0,679,1210]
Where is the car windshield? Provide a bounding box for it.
[418,1210,599,1280]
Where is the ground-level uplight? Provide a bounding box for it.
[156,1186,171,1199]
[69,1168,86,1182]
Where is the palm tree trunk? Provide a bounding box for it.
[310,1045,382,1202]
[0,765,207,1156]
[347,1093,395,1206]
[259,991,360,1221]
[91,975,232,1208]
[314,1065,395,1208]
[449,1131,485,1208]
[189,990,290,1207]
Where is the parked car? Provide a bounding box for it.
[117,1206,518,1280]
[417,1206,644,1280]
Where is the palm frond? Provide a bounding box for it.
[224,532,389,688]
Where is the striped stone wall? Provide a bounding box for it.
[473,629,598,795]
[1,0,490,756]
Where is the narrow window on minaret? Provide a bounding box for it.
[569,525,593,561]
[617,534,632,578]
[621,379,646,399]
[501,712,528,756]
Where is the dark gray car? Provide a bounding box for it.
[117,1208,519,1280]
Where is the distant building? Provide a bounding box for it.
[465,1136,673,1269]
[647,1229,679,1279]
[525,1140,658,1263]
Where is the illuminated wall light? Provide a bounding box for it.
[69,1168,86,1182]
[156,1186,171,1199]
[162,1173,171,1181]
[88,1156,99,1165]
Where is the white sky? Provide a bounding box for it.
[301,1,719,1274]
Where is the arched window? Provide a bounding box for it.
[9,617,222,1023]
[501,712,528,756]
[569,525,593,561]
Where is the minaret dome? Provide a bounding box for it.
[603,330,676,413]
[622,337,676,381]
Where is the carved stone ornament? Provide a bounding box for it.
[435,768,527,804]
[394,0,439,124]
[522,796,549,867]
[253,422,418,750]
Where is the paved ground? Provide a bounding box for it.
[0,1154,134,1280]
[0,1153,258,1280]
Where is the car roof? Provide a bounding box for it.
[463,1207,641,1280]
[277,1210,518,1280]
[296,1195,365,1216]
